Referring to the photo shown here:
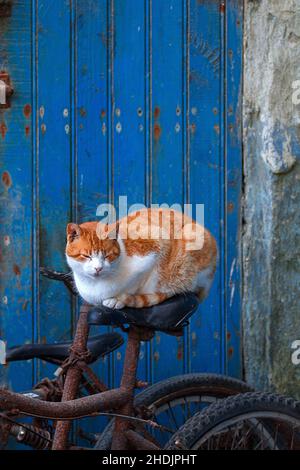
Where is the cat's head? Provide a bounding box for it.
[65,222,120,279]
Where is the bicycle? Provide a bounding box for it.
[0,268,253,450]
[165,392,300,450]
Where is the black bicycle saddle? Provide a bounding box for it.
[6,333,124,365]
[88,293,200,333]
[39,269,200,332]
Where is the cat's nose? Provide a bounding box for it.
[94,267,102,275]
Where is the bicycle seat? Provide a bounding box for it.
[88,293,200,333]
[40,267,77,295]
[5,333,124,365]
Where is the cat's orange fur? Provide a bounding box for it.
[66,208,217,309]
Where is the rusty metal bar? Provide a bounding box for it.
[0,387,129,420]
[111,327,144,450]
[0,307,158,450]
[125,429,160,450]
[51,303,91,449]
[81,364,109,393]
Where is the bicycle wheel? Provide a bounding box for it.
[165,392,300,450]
[94,373,253,449]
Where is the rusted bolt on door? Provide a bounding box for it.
[0,122,7,139]
[23,104,31,119]
[2,171,12,189]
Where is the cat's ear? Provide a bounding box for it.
[67,223,81,242]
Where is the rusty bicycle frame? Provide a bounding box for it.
[0,271,175,450]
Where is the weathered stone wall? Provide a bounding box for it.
[243,0,300,397]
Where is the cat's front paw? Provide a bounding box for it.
[103,297,125,309]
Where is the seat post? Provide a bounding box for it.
[111,326,153,450]
[52,303,91,450]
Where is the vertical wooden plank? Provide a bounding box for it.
[0,0,33,392]
[225,0,243,377]
[76,0,108,224]
[112,0,148,385]
[150,0,185,382]
[37,0,72,380]
[188,0,224,373]
[182,0,190,376]
[75,0,110,438]
[31,0,39,387]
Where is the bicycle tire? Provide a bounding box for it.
[94,373,253,449]
[164,392,300,450]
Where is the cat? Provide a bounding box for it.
[65,208,217,309]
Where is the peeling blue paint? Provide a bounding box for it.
[0,0,243,443]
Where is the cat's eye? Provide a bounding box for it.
[81,254,91,260]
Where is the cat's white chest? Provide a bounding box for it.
[74,274,118,305]
[73,253,158,306]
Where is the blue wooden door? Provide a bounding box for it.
[0,0,242,441]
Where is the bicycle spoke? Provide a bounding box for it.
[167,403,179,430]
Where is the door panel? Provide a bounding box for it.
[0,0,243,443]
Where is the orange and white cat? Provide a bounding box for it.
[66,208,217,309]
